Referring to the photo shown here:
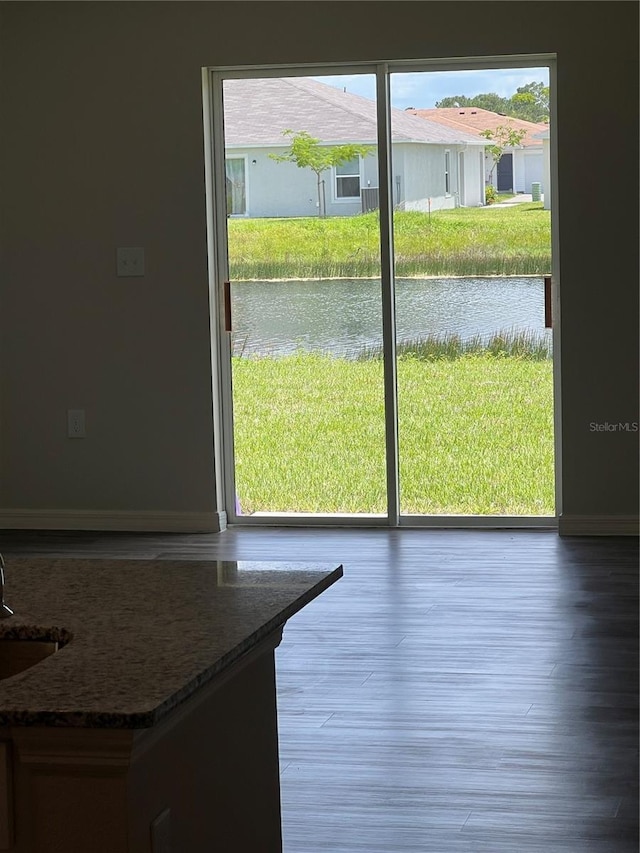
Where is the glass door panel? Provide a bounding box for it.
[389,67,554,517]
[221,74,387,518]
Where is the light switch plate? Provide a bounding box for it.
[117,247,145,277]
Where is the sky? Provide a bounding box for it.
[314,67,550,111]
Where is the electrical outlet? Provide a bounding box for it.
[67,409,86,438]
[116,247,145,277]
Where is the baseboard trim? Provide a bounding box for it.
[558,514,639,536]
[0,510,223,534]
[2,510,635,537]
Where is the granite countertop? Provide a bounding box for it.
[0,558,342,730]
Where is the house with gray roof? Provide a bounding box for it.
[222,77,486,218]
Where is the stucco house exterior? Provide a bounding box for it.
[534,128,551,209]
[222,77,486,218]
[406,106,549,195]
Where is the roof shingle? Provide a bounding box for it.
[223,77,484,147]
[405,107,549,148]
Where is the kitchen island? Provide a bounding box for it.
[0,557,343,852]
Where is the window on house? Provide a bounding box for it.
[225,158,246,215]
[444,150,451,195]
[335,158,361,199]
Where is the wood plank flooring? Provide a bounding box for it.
[1,528,637,852]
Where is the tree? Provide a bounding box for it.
[270,130,373,217]
[508,82,549,122]
[435,81,550,123]
[435,92,510,114]
[480,124,527,189]
[435,95,474,108]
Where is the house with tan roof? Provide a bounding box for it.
[222,77,486,218]
[533,127,551,210]
[405,107,549,195]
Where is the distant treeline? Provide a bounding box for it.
[434,82,549,124]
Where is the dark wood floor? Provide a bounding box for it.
[1,528,637,852]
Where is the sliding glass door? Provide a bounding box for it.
[207,58,557,526]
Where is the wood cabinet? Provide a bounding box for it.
[2,629,284,853]
[0,558,342,852]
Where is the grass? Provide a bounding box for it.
[360,330,552,362]
[231,342,554,516]
[227,205,551,280]
[227,207,553,514]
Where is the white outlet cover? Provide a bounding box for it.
[67,409,86,439]
[117,247,145,277]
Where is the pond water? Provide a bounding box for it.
[230,276,551,358]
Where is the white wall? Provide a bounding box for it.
[400,143,458,212]
[523,148,544,193]
[459,148,484,207]
[361,153,379,197]
[512,148,544,193]
[0,2,637,532]
[542,137,551,210]
[228,146,323,218]
[228,142,469,218]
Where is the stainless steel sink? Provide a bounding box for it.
[0,638,58,680]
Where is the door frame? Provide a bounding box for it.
[496,151,514,193]
[225,154,249,217]
[202,55,561,529]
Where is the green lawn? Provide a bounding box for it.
[228,205,551,280]
[231,351,554,516]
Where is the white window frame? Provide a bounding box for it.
[204,54,560,531]
[332,156,362,203]
[225,154,249,217]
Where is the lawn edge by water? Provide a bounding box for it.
[231,273,547,283]
[227,207,552,280]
